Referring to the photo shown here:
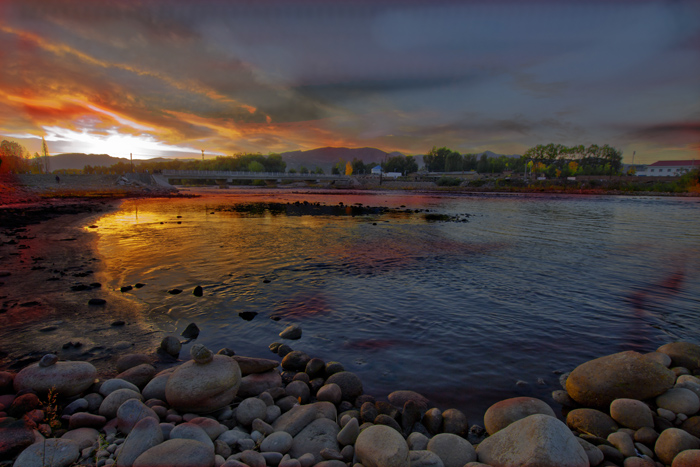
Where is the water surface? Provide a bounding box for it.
[94,188,700,421]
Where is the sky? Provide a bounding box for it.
[1,0,699,164]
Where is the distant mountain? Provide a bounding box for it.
[279,147,402,172]
[49,153,127,170]
[477,150,521,159]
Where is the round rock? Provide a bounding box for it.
[325,371,363,401]
[165,354,241,413]
[281,351,310,372]
[566,408,619,438]
[133,438,215,467]
[654,427,700,465]
[656,388,700,416]
[13,360,96,397]
[484,397,555,435]
[99,388,143,419]
[355,424,410,467]
[11,438,79,467]
[236,397,267,426]
[160,336,181,358]
[657,342,700,371]
[610,398,655,429]
[427,433,477,467]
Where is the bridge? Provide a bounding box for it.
[157,170,350,184]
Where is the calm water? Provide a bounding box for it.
[94,188,700,421]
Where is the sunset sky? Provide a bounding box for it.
[1,0,698,164]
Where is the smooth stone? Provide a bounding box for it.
[325,371,363,401]
[441,408,469,436]
[117,399,159,435]
[170,422,215,451]
[236,397,267,426]
[409,450,445,467]
[165,355,241,413]
[645,352,673,367]
[317,383,342,405]
[238,449,266,467]
[388,390,429,411]
[39,354,58,367]
[116,417,164,467]
[422,408,442,435]
[682,415,700,438]
[484,397,555,435]
[657,342,700,371]
[190,417,227,440]
[427,433,476,467]
[84,393,104,412]
[659,407,676,421]
[576,437,604,467]
[116,364,156,389]
[160,336,181,357]
[623,458,655,467]
[324,361,344,377]
[0,426,35,458]
[99,388,143,419]
[355,424,410,467]
[216,428,252,446]
[63,398,89,416]
[281,351,310,372]
[181,322,200,339]
[13,361,97,397]
[672,449,700,467]
[374,413,402,433]
[232,356,279,376]
[566,351,676,408]
[285,380,310,404]
[133,438,214,467]
[476,414,588,467]
[402,400,422,434]
[566,408,619,438]
[610,398,655,430]
[260,431,294,453]
[279,324,302,340]
[238,371,282,398]
[360,402,378,423]
[11,438,79,467]
[598,444,624,464]
[337,416,359,446]
[675,377,700,399]
[100,379,140,397]
[654,427,700,465]
[634,426,660,445]
[608,431,636,458]
[288,418,339,464]
[116,354,152,373]
[141,371,173,401]
[69,412,107,430]
[407,432,430,451]
[265,404,282,424]
[191,344,214,364]
[656,388,700,415]
[305,358,326,379]
[552,389,577,407]
[60,427,99,450]
[272,403,318,437]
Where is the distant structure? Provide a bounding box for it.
[635,160,699,177]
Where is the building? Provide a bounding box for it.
[636,160,700,177]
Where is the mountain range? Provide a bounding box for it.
[47,148,521,171]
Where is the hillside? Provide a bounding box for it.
[48,153,128,171]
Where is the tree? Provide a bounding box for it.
[444,151,464,172]
[42,137,50,174]
[345,161,353,176]
[0,140,30,173]
[423,147,452,172]
[476,154,489,173]
[351,158,366,175]
[248,161,265,172]
[383,154,418,175]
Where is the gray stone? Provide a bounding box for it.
[608,431,636,458]
[239,449,266,467]
[191,344,214,364]
[169,423,215,452]
[68,412,107,430]
[654,427,700,465]
[60,427,99,450]
[160,336,181,357]
[337,416,359,446]
[317,383,342,405]
[576,437,604,467]
[84,393,104,413]
[133,439,215,467]
[281,351,310,372]
[99,388,143,419]
[279,324,302,340]
[265,404,282,424]
[657,342,700,371]
[634,426,659,446]
[484,396,556,435]
[325,371,363,401]
[116,417,164,467]
[236,397,267,426]
[272,403,318,436]
[441,408,469,437]
[63,398,89,416]
[388,390,429,411]
[407,432,429,451]
[656,388,700,415]
[285,380,310,404]
[288,418,340,464]
[476,414,588,467]
[116,354,152,373]
[409,450,445,467]
[14,361,97,397]
[645,351,672,367]
[238,371,282,398]
[116,364,156,389]
[165,355,241,413]
[610,398,655,430]
[117,398,159,435]
[426,433,476,467]
[232,356,279,376]
[566,408,619,438]
[355,424,410,467]
[422,407,442,435]
[566,351,676,408]
[100,379,141,397]
[189,417,227,440]
[141,371,172,401]
[260,430,293,453]
[216,428,251,447]
[261,452,284,466]
[11,438,79,467]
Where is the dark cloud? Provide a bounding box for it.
[624,122,700,146]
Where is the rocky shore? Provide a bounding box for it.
[1,334,699,467]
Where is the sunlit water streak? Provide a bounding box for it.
[94,189,700,421]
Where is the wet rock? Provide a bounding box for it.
[402,400,423,435]
[232,356,279,376]
[476,414,588,467]
[654,427,700,465]
[324,361,344,377]
[88,298,106,305]
[279,324,302,340]
[422,407,443,435]
[305,358,326,379]
[608,431,636,458]
[238,370,282,398]
[355,424,410,467]
[13,359,96,397]
[375,413,402,433]
[325,371,363,401]
[191,344,214,364]
[281,350,310,372]
[165,352,241,413]
[133,438,214,467]
[657,342,700,371]
[168,288,183,295]
[610,398,655,430]
[484,396,556,435]
[193,285,203,297]
[12,438,79,467]
[317,383,342,405]
[656,388,700,416]
[160,336,181,358]
[286,380,310,404]
[276,344,293,357]
[566,408,619,438]
[389,390,429,411]
[441,408,469,437]
[566,351,676,408]
[116,417,164,467]
[181,322,200,339]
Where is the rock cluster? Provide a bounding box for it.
[1,341,700,467]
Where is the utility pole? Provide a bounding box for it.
[202,149,204,161]
[130,153,133,173]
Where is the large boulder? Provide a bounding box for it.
[654,428,700,465]
[288,417,340,464]
[13,358,96,397]
[476,414,588,467]
[484,397,555,435]
[426,433,476,467]
[116,417,164,467]
[610,398,654,430]
[565,351,676,408]
[11,438,79,467]
[165,347,241,413]
[133,439,215,467]
[355,424,410,467]
[657,342,700,371]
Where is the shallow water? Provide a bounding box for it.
[93,188,700,421]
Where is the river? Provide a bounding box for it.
[92,188,700,421]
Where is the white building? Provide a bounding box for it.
[636,160,700,176]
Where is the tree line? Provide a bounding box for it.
[0,139,50,174]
